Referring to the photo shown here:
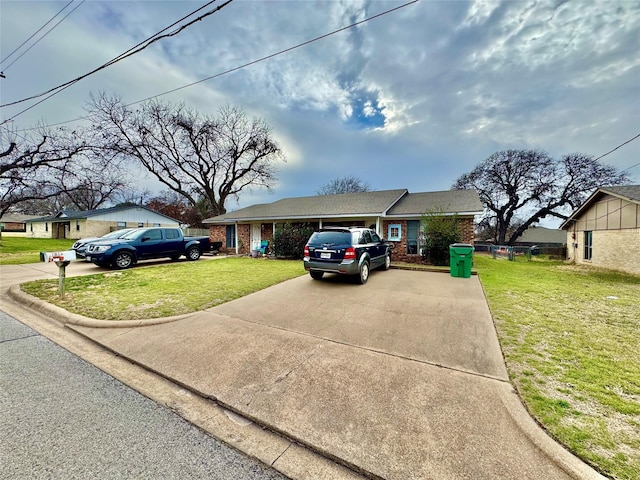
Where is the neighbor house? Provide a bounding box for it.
[0,214,40,237]
[560,185,640,275]
[26,205,180,240]
[513,226,567,257]
[203,189,483,263]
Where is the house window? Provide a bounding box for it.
[45,223,48,232]
[117,221,126,227]
[388,224,401,241]
[226,225,236,249]
[138,222,144,227]
[76,221,80,231]
[407,220,419,254]
[584,231,593,260]
[30,223,33,232]
[153,223,160,227]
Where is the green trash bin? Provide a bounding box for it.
[449,243,474,278]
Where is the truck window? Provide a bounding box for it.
[166,229,180,240]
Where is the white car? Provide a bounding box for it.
[72,229,134,260]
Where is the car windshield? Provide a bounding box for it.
[103,229,131,238]
[309,231,352,246]
[120,229,145,240]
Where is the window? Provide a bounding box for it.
[138,222,144,227]
[388,224,401,241]
[153,223,160,227]
[360,230,372,244]
[145,229,162,241]
[584,231,593,260]
[371,231,381,243]
[226,225,236,249]
[166,229,180,240]
[45,223,48,232]
[30,223,33,232]
[117,221,126,227]
[76,220,80,231]
[407,220,419,254]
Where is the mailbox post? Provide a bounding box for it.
[40,251,76,298]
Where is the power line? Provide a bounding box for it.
[0,0,233,124]
[11,0,419,131]
[0,0,76,69]
[594,132,640,162]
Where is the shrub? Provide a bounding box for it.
[421,210,462,265]
[273,223,315,259]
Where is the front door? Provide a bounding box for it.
[251,224,261,251]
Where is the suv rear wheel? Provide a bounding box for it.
[310,271,324,280]
[357,261,370,284]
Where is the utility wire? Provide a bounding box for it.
[11,0,418,131]
[0,0,77,71]
[0,0,232,124]
[594,132,640,163]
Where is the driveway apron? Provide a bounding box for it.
[65,269,597,479]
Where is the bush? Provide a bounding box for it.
[273,223,315,259]
[421,210,462,265]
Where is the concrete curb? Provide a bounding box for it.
[497,385,607,480]
[8,284,195,328]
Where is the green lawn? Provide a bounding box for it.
[476,254,639,480]
[20,257,306,320]
[0,237,75,265]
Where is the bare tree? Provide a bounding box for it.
[316,175,371,195]
[454,149,629,244]
[87,94,285,218]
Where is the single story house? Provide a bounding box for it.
[26,205,180,240]
[203,189,483,263]
[0,214,40,237]
[512,226,567,257]
[560,185,640,275]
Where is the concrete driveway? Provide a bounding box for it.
[60,268,601,479]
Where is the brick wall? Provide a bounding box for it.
[568,228,640,275]
[383,217,475,264]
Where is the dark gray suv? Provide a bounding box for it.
[303,227,391,284]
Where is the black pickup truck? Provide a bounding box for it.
[86,227,211,269]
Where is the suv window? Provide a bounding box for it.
[371,231,381,243]
[309,231,352,246]
[360,230,372,244]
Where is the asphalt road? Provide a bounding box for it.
[0,311,286,480]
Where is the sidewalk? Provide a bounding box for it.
[27,269,605,480]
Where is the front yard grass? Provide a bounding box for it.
[20,257,306,320]
[0,237,75,265]
[476,254,639,480]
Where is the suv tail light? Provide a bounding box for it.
[303,245,310,257]
[344,247,356,260]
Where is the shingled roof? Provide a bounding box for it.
[204,189,483,224]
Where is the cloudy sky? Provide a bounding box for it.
[1,0,639,222]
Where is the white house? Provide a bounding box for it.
[26,206,180,240]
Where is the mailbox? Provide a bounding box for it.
[40,250,77,263]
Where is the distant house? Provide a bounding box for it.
[26,206,180,240]
[512,226,567,257]
[203,189,483,263]
[560,185,640,275]
[0,214,40,237]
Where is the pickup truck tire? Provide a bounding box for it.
[113,251,134,269]
[186,246,201,261]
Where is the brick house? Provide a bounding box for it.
[560,185,640,275]
[26,206,180,240]
[203,189,483,263]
